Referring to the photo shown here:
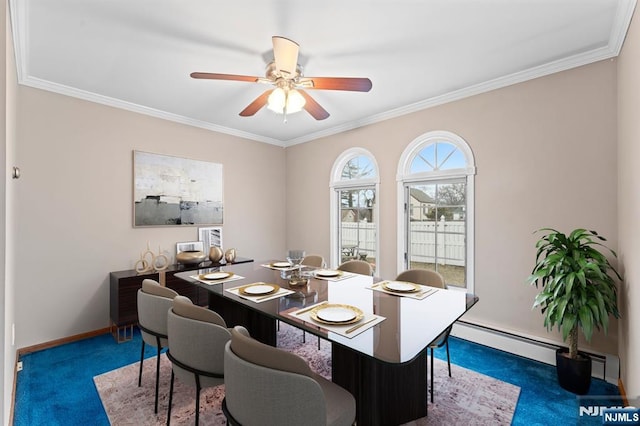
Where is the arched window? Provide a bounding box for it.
[397,131,476,292]
[330,148,380,273]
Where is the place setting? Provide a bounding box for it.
[312,269,352,281]
[189,270,244,285]
[261,261,297,271]
[368,281,439,300]
[225,282,295,303]
[290,301,385,338]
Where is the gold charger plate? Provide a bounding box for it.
[239,282,280,296]
[270,261,292,268]
[200,271,234,280]
[382,281,421,293]
[310,304,364,325]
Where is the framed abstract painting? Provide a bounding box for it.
[133,151,223,227]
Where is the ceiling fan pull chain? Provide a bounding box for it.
[283,90,289,123]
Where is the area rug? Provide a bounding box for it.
[94,324,520,425]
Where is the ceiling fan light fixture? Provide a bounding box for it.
[267,88,306,114]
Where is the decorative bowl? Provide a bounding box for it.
[176,250,207,265]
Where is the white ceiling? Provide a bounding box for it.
[10,0,636,147]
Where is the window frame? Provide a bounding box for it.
[396,131,476,293]
[330,148,380,273]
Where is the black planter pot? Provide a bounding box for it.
[556,348,592,394]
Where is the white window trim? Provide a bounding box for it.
[330,147,380,273]
[396,131,476,294]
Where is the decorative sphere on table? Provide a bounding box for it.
[208,246,224,263]
[224,248,237,263]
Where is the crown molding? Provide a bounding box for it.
[18,76,287,147]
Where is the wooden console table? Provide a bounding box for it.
[109,257,253,342]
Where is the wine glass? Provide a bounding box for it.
[286,249,306,277]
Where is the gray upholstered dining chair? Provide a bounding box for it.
[137,279,178,414]
[301,254,326,268]
[395,268,451,403]
[166,295,235,425]
[222,327,356,426]
[337,259,373,276]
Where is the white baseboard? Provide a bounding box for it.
[451,321,619,385]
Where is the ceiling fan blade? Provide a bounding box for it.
[272,36,299,77]
[190,72,260,83]
[299,90,330,120]
[299,77,372,92]
[239,89,273,117]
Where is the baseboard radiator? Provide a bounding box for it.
[451,320,619,385]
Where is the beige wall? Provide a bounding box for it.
[617,8,640,401]
[13,87,287,348]
[287,59,620,355]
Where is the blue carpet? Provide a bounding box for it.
[14,329,158,426]
[14,329,621,425]
[434,336,621,425]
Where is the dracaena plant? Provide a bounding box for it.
[527,228,621,359]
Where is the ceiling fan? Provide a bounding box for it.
[190,36,372,121]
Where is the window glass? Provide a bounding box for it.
[341,155,376,180]
[398,132,475,291]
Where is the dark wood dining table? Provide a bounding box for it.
[175,260,478,426]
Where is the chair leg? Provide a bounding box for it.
[303,330,306,343]
[138,341,146,387]
[195,375,201,425]
[154,345,161,414]
[317,336,321,350]
[446,340,451,377]
[430,347,434,403]
[167,370,175,426]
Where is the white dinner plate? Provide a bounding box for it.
[316,306,357,322]
[315,269,341,278]
[383,281,420,293]
[202,272,232,280]
[271,261,292,268]
[240,283,279,296]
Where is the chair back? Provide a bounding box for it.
[167,296,230,388]
[396,269,450,347]
[223,329,326,426]
[137,279,178,347]
[337,259,373,276]
[395,269,446,289]
[301,254,325,268]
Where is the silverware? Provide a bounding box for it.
[346,317,378,334]
[295,301,328,315]
[416,288,438,299]
[255,292,281,301]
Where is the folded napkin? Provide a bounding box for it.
[289,302,385,338]
[224,285,295,303]
[368,281,439,300]
[189,274,245,286]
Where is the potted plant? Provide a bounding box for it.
[528,228,621,394]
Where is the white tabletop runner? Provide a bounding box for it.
[189,274,245,286]
[368,281,439,300]
[289,302,385,338]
